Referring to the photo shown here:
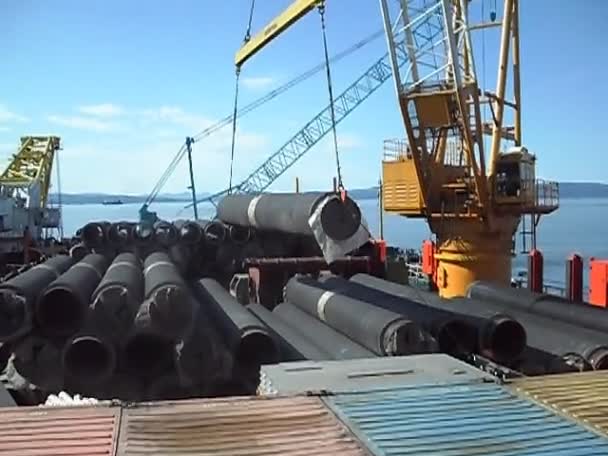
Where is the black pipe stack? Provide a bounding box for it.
[349,274,527,364]
[0,255,74,341]
[321,275,477,358]
[193,278,279,372]
[467,282,608,370]
[285,275,429,356]
[62,252,144,383]
[36,253,110,338]
[273,302,375,360]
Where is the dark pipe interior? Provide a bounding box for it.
[179,223,202,244]
[229,225,251,244]
[64,336,115,381]
[0,290,26,339]
[204,222,227,244]
[238,331,280,367]
[82,223,105,246]
[436,321,478,356]
[125,332,173,375]
[592,352,608,370]
[487,319,527,362]
[37,288,85,336]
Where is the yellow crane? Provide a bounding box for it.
[0,136,62,242]
[0,136,60,209]
[235,0,559,298]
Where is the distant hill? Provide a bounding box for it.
[342,182,608,200]
[49,182,607,205]
[49,192,202,205]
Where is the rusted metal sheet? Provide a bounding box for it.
[512,371,608,437]
[327,381,608,455]
[116,396,368,455]
[0,404,119,456]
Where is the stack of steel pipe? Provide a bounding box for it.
[348,274,527,364]
[62,252,144,384]
[284,275,431,356]
[468,281,608,371]
[193,278,279,373]
[1,249,238,404]
[319,275,478,358]
[0,255,74,342]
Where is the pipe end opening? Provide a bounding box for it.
[64,336,115,382]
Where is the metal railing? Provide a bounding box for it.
[383,139,411,161]
[535,179,559,209]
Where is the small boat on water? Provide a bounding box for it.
[102,199,123,205]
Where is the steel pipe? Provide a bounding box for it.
[62,253,143,383]
[174,310,234,392]
[285,275,427,356]
[193,278,279,369]
[143,251,194,339]
[36,253,110,337]
[69,243,89,261]
[197,219,227,245]
[0,255,74,341]
[217,192,362,241]
[174,219,203,245]
[462,296,608,370]
[350,274,527,363]
[274,302,375,360]
[153,220,180,247]
[124,298,176,377]
[323,275,477,357]
[468,281,608,335]
[80,221,111,249]
[107,221,135,246]
[247,303,332,361]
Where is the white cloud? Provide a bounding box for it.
[78,103,124,117]
[47,115,117,132]
[140,106,215,132]
[0,126,10,132]
[241,76,276,90]
[337,133,364,150]
[0,105,28,124]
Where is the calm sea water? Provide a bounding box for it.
[61,198,608,288]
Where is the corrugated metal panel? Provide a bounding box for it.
[0,404,119,456]
[117,396,368,455]
[512,371,608,437]
[259,354,493,395]
[327,381,608,455]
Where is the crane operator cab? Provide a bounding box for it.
[494,146,536,206]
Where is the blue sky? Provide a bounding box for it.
[1,0,606,195]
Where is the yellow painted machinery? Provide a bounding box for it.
[232,0,559,298]
[0,136,62,243]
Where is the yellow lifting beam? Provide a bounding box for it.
[0,136,60,208]
[235,0,324,67]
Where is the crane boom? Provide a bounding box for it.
[236,0,324,67]
[0,136,60,208]
[190,43,409,206]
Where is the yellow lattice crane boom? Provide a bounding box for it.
[0,136,60,209]
[234,0,559,298]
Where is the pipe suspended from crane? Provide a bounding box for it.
[217,192,362,241]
